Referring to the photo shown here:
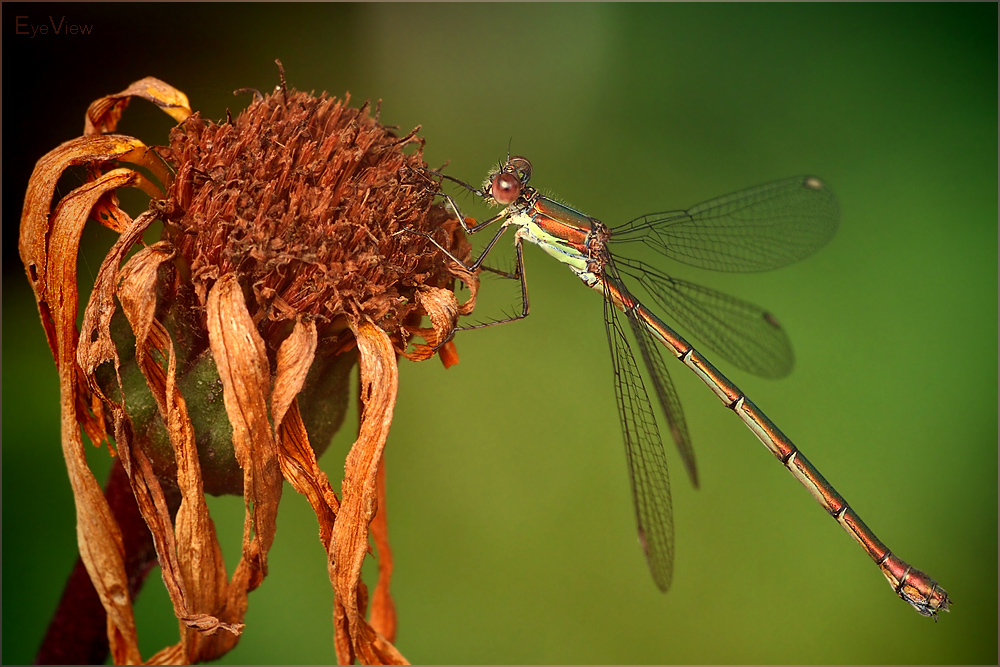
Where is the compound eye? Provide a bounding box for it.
[492,172,522,205]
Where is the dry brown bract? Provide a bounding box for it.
[20,70,477,664]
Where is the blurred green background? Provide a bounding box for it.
[3,3,996,664]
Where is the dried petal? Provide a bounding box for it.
[273,318,318,435]
[273,319,341,546]
[21,135,153,353]
[437,341,461,369]
[78,210,158,382]
[401,285,463,362]
[332,321,407,665]
[277,400,340,547]
[85,77,193,136]
[91,191,136,234]
[369,455,397,643]
[118,244,240,649]
[20,140,147,667]
[206,273,283,584]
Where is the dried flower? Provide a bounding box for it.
[20,64,477,664]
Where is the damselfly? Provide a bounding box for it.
[418,155,950,618]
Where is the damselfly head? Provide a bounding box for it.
[486,155,533,206]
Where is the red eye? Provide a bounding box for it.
[492,172,522,205]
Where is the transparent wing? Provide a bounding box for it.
[603,289,677,592]
[616,257,794,379]
[604,255,699,486]
[626,301,699,489]
[612,176,839,273]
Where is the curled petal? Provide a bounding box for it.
[273,319,341,546]
[78,210,159,383]
[85,76,193,135]
[207,274,282,582]
[91,191,136,234]
[332,321,407,665]
[118,244,242,655]
[22,146,148,358]
[19,137,164,292]
[405,262,478,368]
[273,318,318,435]
[21,148,147,666]
[451,263,479,317]
[401,286,462,363]
[277,401,340,548]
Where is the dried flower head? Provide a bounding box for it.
[20,64,477,664]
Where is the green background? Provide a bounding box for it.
[3,3,996,664]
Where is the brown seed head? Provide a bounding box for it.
[158,87,469,347]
